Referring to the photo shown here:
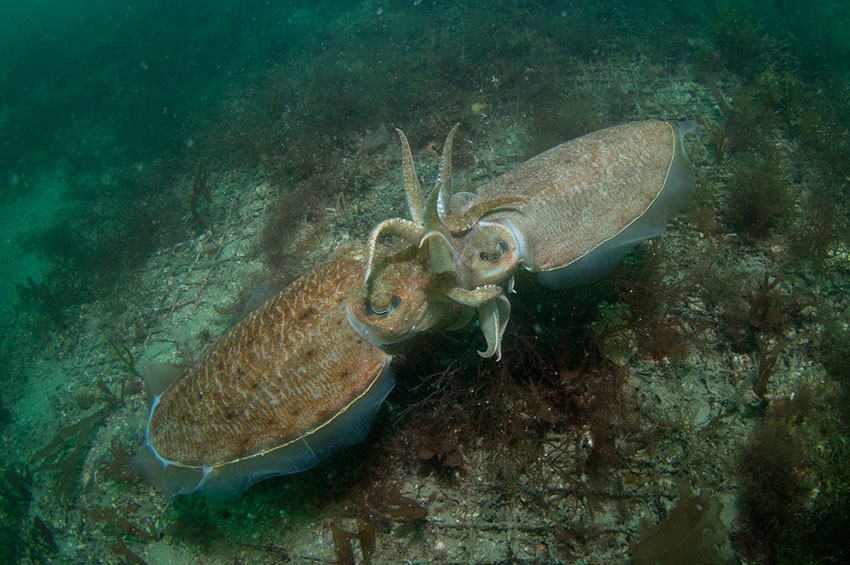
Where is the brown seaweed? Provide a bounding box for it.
[30,403,117,501]
[88,505,158,541]
[98,437,137,483]
[107,338,143,379]
[369,485,427,524]
[329,515,375,565]
[31,516,58,554]
[0,464,33,510]
[110,532,147,565]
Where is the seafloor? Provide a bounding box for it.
[2,2,849,564]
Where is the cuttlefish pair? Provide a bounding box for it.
[133,119,697,496]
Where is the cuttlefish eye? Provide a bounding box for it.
[347,257,435,346]
[365,295,402,317]
[479,241,508,263]
[458,222,521,288]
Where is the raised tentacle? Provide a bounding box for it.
[421,164,445,235]
[436,122,460,217]
[395,128,425,225]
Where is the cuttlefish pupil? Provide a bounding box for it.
[479,240,508,262]
[365,295,402,317]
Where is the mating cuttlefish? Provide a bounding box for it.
[133,120,697,496]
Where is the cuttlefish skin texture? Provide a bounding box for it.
[476,120,696,287]
[134,242,445,497]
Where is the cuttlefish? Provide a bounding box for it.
[365,120,697,359]
[135,119,696,496]
[134,242,458,496]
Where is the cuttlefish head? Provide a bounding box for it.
[427,219,526,290]
[362,124,527,360]
[347,244,458,346]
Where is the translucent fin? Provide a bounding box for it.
[141,363,183,402]
[236,285,283,321]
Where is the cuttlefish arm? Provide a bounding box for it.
[444,284,511,360]
[365,124,522,285]
[362,127,440,285]
[365,124,528,359]
[395,128,426,226]
[476,293,511,360]
[363,218,424,283]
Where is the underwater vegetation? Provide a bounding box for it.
[0,464,59,562]
[790,182,850,269]
[600,242,709,363]
[733,378,850,563]
[724,155,794,241]
[30,377,137,502]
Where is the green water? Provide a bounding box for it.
[1,1,849,563]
